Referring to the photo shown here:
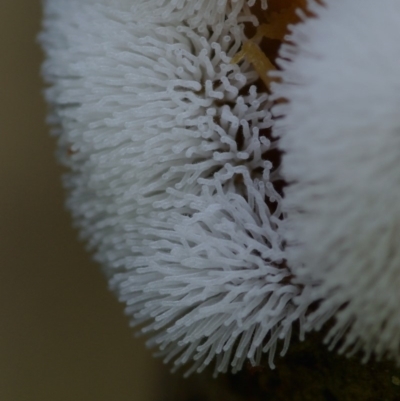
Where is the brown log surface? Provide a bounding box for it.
[163,331,400,401]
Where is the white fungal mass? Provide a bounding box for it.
[40,0,302,375]
[272,0,400,366]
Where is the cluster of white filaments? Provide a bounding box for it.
[41,0,400,375]
[272,0,400,366]
[40,0,303,376]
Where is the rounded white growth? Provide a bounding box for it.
[272,0,400,364]
[40,0,302,375]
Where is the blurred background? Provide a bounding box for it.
[0,1,168,400]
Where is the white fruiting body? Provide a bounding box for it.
[40,0,304,376]
[272,0,400,364]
